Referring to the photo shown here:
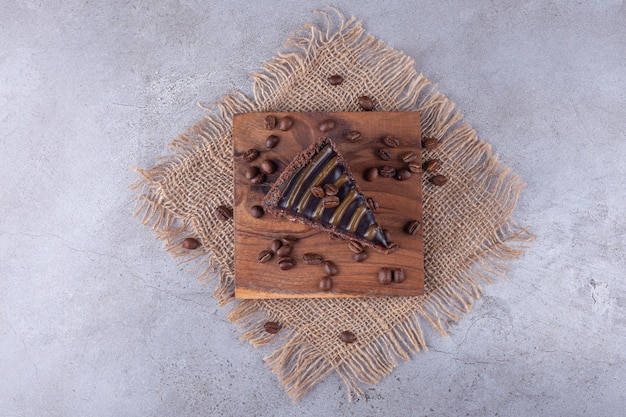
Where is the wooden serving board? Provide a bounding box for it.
[233,112,424,299]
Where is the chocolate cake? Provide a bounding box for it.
[263,137,391,253]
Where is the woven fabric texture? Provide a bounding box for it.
[133,10,532,402]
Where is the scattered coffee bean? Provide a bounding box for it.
[328,74,344,85]
[378,268,392,285]
[392,268,406,283]
[278,257,295,270]
[422,137,439,150]
[323,195,340,209]
[264,115,277,130]
[430,174,449,186]
[364,167,379,182]
[358,96,374,111]
[383,135,400,148]
[276,244,293,257]
[245,165,259,180]
[265,135,279,149]
[366,197,379,212]
[258,250,274,263]
[250,172,265,185]
[278,116,294,131]
[407,162,422,173]
[402,151,417,163]
[310,185,325,198]
[382,228,392,243]
[353,251,368,262]
[377,148,392,161]
[340,330,357,344]
[379,166,396,178]
[345,131,362,143]
[264,321,280,334]
[282,235,298,245]
[323,184,338,196]
[405,220,421,235]
[424,159,440,173]
[324,261,338,276]
[270,239,283,253]
[303,253,324,265]
[215,205,233,221]
[260,159,277,174]
[319,276,333,291]
[387,242,399,253]
[318,119,336,133]
[348,240,364,254]
[395,168,412,181]
[243,148,259,163]
[250,205,264,218]
[182,237,199,250]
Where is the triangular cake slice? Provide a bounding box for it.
[263,137,391,253]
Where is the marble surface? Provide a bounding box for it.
[1,1,625,416]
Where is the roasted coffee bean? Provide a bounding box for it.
[348,240,364,254]
[318,119,336,133]
[303,253,324,265]
[276,244,293,257]
[424,159,440,173]
[377,148,392,161]
[430,174,449,186]
[353,251,368,262]
[406,220,421,235]
[182,237,199,250]
[383,135,400,148]
[358,95,374,111]
[395,168,412,181]
[345,131,362,143]
[264,321,280,334]
[250,172,265,185]
[340,330,357,344]
[382,229,392,243]
[366,197,379,212]
[323,195,340,209]
[407,162,422,173]
[250,205,264,218]
[264,115,277,130]
[378,268,392,285]
[324,261,338,276]
[258,250,273,263]
[278,257,294,270]
[243,148,259,163]
[323,184,338,196]
[422,137,439,150]
[282,235,298,245]
[392,268,406,283]
[260,159,277,174]
[364,167,379,182]
[310,186,325,198]
[245,165,259,180]
[328,74,344,85]
[379,166,396,178]
[319,276,333,291]
[270,239,283,253]
[265,135,279,149]
[215,205,232,221]
[278,116,294,131]
[402,151,417,163]
[387,242,399,253]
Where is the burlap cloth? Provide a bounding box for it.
[133,9,532,402]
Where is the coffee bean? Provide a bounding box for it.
[265,135,279,149]
[340,330,357,344]
[407,162,422,173]
[318,119,336,133]
[378,268,392,285]
[282,235,298,245]
[276,244,292,257]
[310,186,325,198]
[383,135,400,148]
[270,239,283,253]
[243,148,259,163]
[345,131,362,143]
[323,196,340,209]
[215,205,232,221]
[358,96,374,111]
[422,137,439,150]
[278,116,294,131]
[382,228,392,243]
[250,172,265,185]
[424,159,440,173]
[264,115,277,130]
[405,220,421,235]
[402,152,417,163]
[250,205,264,218]
[395,168,412,181]
[182,237,199,249]
[377,148,392,161]
[245,165,259,180]
[364,167,379,182]
[348,240,364,254]
[264,321,280,334]
[319,276,333,291]
[328,74,344,85]
[353,251,368,262]
[366,197,379,212]
[278,257,294,270]
[323,184,338,196]
[303,253,324,265]
[324,261,338,276]
[392,268,406,283]
[387,242,399,253]
[379,166,396,178]
[258,250,273,263]
[430,174,448,186]
[260,159,277,174]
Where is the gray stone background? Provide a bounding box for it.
[1,1,625,416]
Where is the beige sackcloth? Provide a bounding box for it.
[133,9,533,402]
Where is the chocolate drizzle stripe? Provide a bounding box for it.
[328,189,358,226]
[280,145,333,209]
[293,157,339,213]
[345,204,367,233]
[364,224,378,240]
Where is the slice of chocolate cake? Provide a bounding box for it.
[263,137,391,253]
